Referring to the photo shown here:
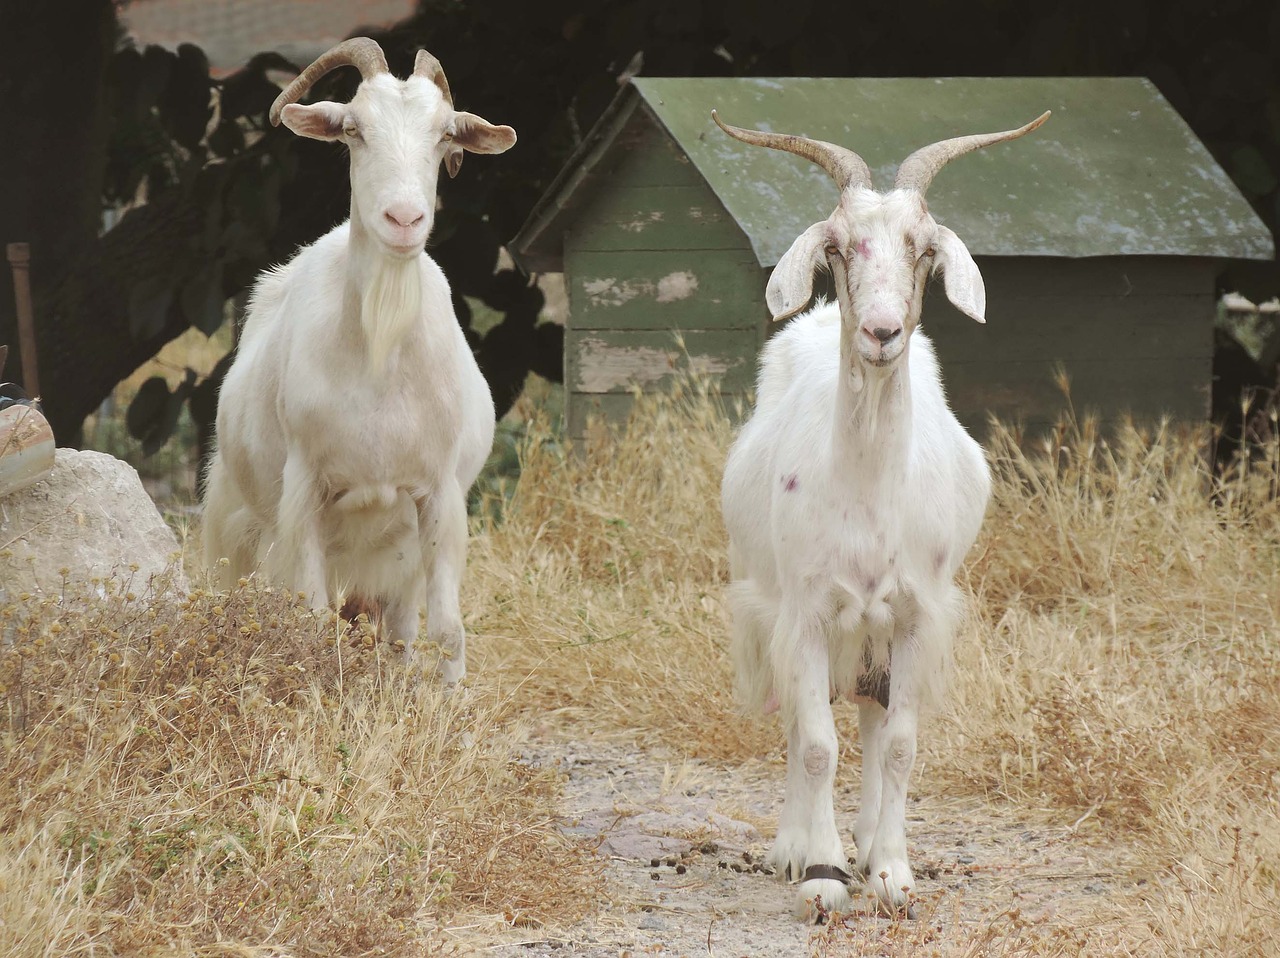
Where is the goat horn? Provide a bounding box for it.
[413,50,453,107]
[711,110,873,192]
[269,37,389,127]
[894,111,1050,195]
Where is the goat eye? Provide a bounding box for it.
[443,130,455,141]
[924,246,936,257]
[343,123,361,140]
[824,244,840,257]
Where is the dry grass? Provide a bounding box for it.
[0,578,598,956]
[466,384,1279,955]
[465,379,773,760]
[4,377,1278,955]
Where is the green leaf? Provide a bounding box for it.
[220,52,299,119]
[126,371,198,456]
[125,377,171,442]
[180,263,226,335]
[128,276,175,339]
[1229,145,1278,198]
[207,117,245,158]
[159,44,213,150]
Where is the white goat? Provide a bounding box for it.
[202,38,515,683]
[715,110,1047,919]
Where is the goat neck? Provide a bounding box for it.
[831,295,913,482]
[344,208,424,376]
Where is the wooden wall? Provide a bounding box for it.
[562,108,768,438]
[558,109,1217,443]
[923,256,1217,439]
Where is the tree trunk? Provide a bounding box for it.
[0,0,118,440]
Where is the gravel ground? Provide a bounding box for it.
[473,742,1136,957]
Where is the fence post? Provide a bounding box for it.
[6,242,40,399]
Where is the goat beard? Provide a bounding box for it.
[361,256,422,374]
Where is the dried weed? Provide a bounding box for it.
[6,378,1278,956]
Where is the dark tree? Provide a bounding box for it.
[2,0,1278,453]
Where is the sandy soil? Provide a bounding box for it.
[473,741,1138,957]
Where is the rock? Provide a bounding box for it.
[0,449,187,606]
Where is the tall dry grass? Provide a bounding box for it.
[465,379,772,759]
[468,382,1279,955]
[4,376,1278,955]
[0,579,597,956]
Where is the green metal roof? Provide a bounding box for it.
[512,76,1274,270]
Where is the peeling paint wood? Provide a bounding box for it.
[565,249,767,330]
[565,185,749,253]
[566,328,759,394]
[567,390,752,438]
[592,108,704,188]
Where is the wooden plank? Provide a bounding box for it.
[978,418,1212,446]
[566,328,760,394]
[971,256,1217,299]
[568,392,632,437]
[923,292,1214,364]
[943,353,1211,436]
[567,390,752,438]
[565,248,767,331]
[593,107,705,188]
[565,185,749,252]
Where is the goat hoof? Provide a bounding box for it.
[871,898,918,920]
[795,877,853,922]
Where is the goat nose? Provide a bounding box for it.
[868,325,901,344]
[383,204,426,229]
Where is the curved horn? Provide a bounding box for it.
[711,110,872,192]
[413,49,453,107]
[894,111,1050,195]
[269,37,389,127]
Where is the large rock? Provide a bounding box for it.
[0,449,187,604]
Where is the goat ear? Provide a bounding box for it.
[445,147,464,178]
[452,112,517,155]
[932,225,986,323]
[766,222,829,322]
[280,102,346,141]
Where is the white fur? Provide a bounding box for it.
[202,60,513,684]
[722,188,992,919]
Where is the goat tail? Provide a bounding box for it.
[727,579,778,714]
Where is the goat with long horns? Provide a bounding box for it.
[717,110,1047,920]
[203,39,515,686]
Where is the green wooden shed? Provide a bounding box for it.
[510,77,1275,439]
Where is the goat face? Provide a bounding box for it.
[771,190,986,369]
[712,109,1048,369]
[276,42,516,260]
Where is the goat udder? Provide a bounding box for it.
[340,593,384,623]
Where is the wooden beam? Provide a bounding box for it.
[6,242,40,398]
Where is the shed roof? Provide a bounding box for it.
[512,76,1274,272]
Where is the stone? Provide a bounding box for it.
[0,449,187,607]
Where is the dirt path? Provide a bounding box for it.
[475,742,1137,956]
